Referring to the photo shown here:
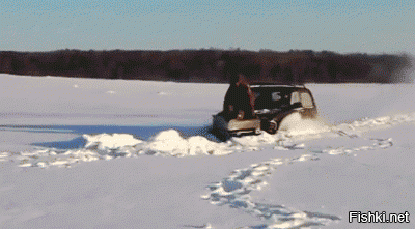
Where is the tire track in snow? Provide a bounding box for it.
[200,153,338,228]
[200,137,394,229]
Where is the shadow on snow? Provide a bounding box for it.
[0,124,219,149]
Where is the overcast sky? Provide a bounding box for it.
[1,0,414,54]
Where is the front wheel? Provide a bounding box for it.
[267,120,278,135]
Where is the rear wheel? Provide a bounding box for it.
[211,127,231,141]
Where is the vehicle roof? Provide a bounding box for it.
[249,82,305,88]
[249,83,311,93]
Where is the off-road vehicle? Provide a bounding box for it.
[212,83,317,140]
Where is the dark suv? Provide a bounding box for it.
[213,83,317,139]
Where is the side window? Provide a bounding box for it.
[271,92,281,101]
[290,91,300,105]
[300,92,313,108]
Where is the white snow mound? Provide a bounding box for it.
[2,112,414,168]
[84,133,143,150]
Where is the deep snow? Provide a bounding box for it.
[1,74,414,228]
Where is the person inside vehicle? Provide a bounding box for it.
[221,74,256,121]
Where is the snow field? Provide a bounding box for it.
[1,74,415,228]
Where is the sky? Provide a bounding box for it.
[1,0,414,54]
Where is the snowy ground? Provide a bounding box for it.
[0,74,414,228]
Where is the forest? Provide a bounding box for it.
[0,49,412,83]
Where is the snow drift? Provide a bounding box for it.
[2,112,413,169]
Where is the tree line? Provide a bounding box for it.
[0,49,412,83]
